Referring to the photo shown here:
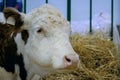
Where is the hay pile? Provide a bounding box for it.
[43,33,120,80]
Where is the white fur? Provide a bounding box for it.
[6,17,15,25]
[0,66,20,80]
[0,67,14,80]
[15,33,25,55]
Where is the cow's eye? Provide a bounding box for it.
[37,28,43,33]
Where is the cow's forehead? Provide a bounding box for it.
[27,4,70,29]
[31,14,69,28]
[27,4,62,19]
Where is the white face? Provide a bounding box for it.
[21,4,79,72]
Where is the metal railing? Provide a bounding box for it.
[24,0,26,13]
[23,0,114,40]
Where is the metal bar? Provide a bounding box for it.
[67,0,71,22]
[46,0,48,3]
[111,0,114,40]
[3,0,5,8]
[90,0,92,33]
[24,0,26,13]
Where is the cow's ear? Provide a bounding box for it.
[3,7,24,28]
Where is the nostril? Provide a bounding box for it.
[65,56,71,63]
[64,54,79,69]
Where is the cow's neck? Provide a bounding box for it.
[23,54,54,80]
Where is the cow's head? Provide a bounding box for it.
[24,4,80,72]
[3,5,80,76]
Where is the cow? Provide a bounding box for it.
[0,4,80,80]
[0,8,27,80]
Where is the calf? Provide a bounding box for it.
[0,4,80,80]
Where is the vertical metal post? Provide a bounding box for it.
[90,0,92,33]
[24,0,26,13]
[46,0,48,3]
[3,0,5,8]
[111,0,114,40]
[67,0,71,22]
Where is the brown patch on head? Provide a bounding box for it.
[0,23,20,37]
[3,7,24,28]
[21,30,29,44]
